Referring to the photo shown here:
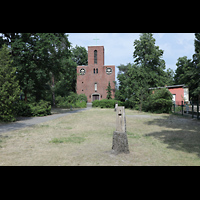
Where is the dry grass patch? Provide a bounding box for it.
[1,108,200,166]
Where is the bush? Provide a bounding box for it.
[75,100,87,108]
[15,101,33,117]
[30,100,51,116]
[144,88,173,113]
[16,100,51,117]
[56,93,87,108]
[92,99,124,108]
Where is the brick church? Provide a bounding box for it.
[76,46,115,103]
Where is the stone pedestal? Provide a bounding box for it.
[112,131,129,154]
[112,106,129,154]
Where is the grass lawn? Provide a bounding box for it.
[1,108,200,166]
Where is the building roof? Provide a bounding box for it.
[149,84,189,90]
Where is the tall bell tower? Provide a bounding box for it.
[77,46,115,103]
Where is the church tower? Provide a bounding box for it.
[76,46,115,103]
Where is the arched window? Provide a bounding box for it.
[94,50,97,64]
[95,83,97,92]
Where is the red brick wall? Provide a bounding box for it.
[77,46,115,103]
[168,88,184,105]
[88,46,104,66]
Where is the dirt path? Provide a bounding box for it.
[0,107,91,134]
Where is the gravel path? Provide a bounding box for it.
[0,106,91,134]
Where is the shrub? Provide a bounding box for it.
[144,88,173,113]
[77,94,87,102]
[15,101,33,117]
[75,100,87,108]
[56,93,87,108]
[16,100,51,117]
[30,100,51,116]
[92,99,124,108]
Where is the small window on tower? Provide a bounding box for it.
[93,68,95,74]
[94,50,97,64]
[95,83,97,92]
[96,68,98,74]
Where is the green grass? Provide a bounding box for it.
[50,136,85,144]
[127,131,141,139]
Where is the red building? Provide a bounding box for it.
[76,46,115,102]
[167,85,189,105]
[150,84,189,105]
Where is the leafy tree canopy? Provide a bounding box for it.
[0,44,20,121]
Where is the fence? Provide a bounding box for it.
[172,101,200,119]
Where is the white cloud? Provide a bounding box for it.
[157,33,165,38]
[176,33,195,45]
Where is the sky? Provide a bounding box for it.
[67,33,195,81]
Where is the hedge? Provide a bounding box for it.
[144,88,173,113]
[15,100,51,117]
[92,99,124,108]
[55,93,87,108]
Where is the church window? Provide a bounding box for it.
[96,68,98,74]
[93,68,95,74]
[94,50,97,64]
[80,68,86,75]
[95,83,97,92]
[106,67,112,75]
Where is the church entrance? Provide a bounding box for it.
[92,94,100,101]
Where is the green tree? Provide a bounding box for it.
[0,33,72,102]
[117,33,170,111]
[106,81,112,99]
[0,44,20,122]
[117,63,148,110]
[173,33,200,101]
[133,33,168,110]
[71,45,88,65]
[54,57,77,97]
[174,56,190,84]
[133,33,167,88]
[192,33,200,100]
[165,68,175,85]
[174,55,199,101]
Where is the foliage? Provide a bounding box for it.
[15,100,51,117]
[174,33,200,101]
[174,56,196,100]
[0,33,72,102]
[54,57,77,98]
[71,45,88,65]
[29,100,51,116]
[133,33,173,87]
[144,88,173,113]
[192,33,200,99]
[0,44,20,122]
[106,81,112,99]
[55,92,87,108]
[92,99,124,108]
[117,33,174,111]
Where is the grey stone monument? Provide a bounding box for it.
[112,106,129,154]
[114,102,118,112]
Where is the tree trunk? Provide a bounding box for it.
[52,74,56,107]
